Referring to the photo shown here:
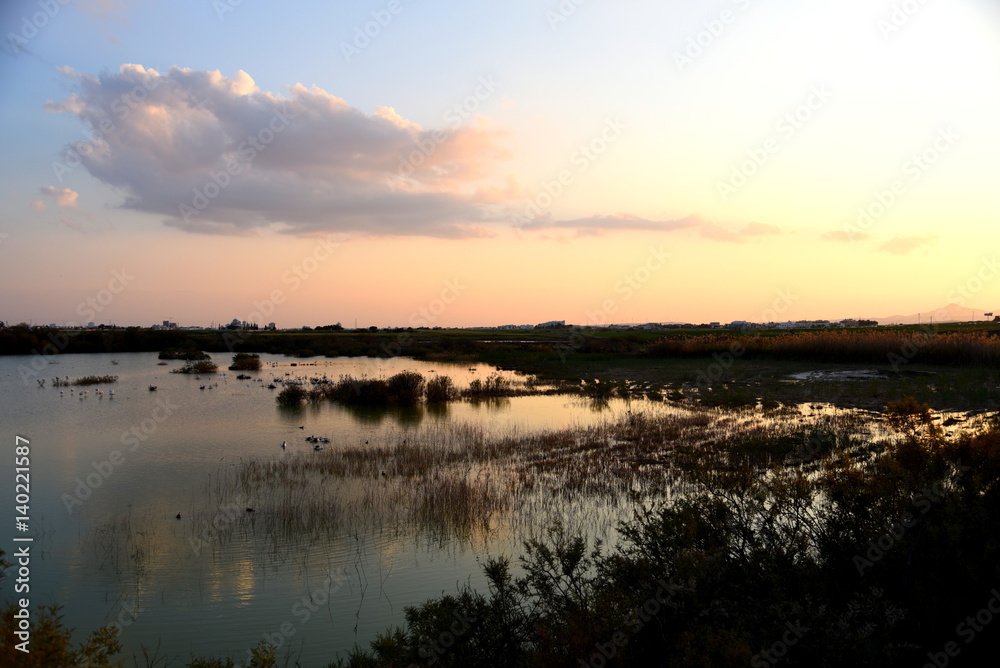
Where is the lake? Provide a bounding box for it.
[1,352,652,666]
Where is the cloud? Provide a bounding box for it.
[34,186,91,232]
[39,186,80,208]
[46,65,513,238]
[698,221,781,243]
[520,213,703,235]
[878,234,937,255]
[517,213,784,241]
[821,230,868,242]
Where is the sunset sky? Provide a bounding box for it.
[2,0,999,328]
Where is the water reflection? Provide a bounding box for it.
[3,351,971,667]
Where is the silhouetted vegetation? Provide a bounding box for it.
[333,399,1000,667]
[426,375,458,402]
[51,374,119,387]
[275,384,307,407]
[158,348,211,360]
[463,372,515,398]
[228,352,262,371]
[646,329,1000,366]
[171,360,219,374]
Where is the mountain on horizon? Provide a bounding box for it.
[874,303,992,326]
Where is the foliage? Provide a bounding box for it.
[52,375,119,387]
[229,352,262,371]
[158,348,210,360]
[172,360,219,374]
[425,375,458,402]
[276,384,307,407]
[0,604,121,667]
[464,373,514,398]
[338,399,1000,667]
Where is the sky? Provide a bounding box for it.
[1,0,999,328]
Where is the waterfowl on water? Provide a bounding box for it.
[313,444,325,451]
[176,513,182,519]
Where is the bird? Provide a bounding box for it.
[176,513,182,519]
[245,507,255,513]
[281,441,286,448]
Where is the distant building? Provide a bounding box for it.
[536,320,566,329]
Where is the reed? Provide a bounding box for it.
[53,375,119,386]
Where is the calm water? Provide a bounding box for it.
[0,352,636,666]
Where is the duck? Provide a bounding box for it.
[313,444,325,451]
[281,441,286,449]
[176,513,182,519]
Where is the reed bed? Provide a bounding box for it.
[647,330,1000,365]
[92,507,157,581]
[52,374,119,386]
[197,402,897,553]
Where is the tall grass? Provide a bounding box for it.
[646,330,1000,365]
[205,403,896,549]
[53,375,119,386]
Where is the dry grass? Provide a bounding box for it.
[647,330,1000,366]
[196,403,899,551]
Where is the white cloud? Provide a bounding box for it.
[46,65,513,238]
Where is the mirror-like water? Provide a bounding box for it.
[1,352,648,666]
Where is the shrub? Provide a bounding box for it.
[158,348,210,360]
[387,371,425,406]
[463,373,513,398]
[172,360,219,374]
[276,384,307,407]
[425,375,458,402]
[229,352,262,371]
